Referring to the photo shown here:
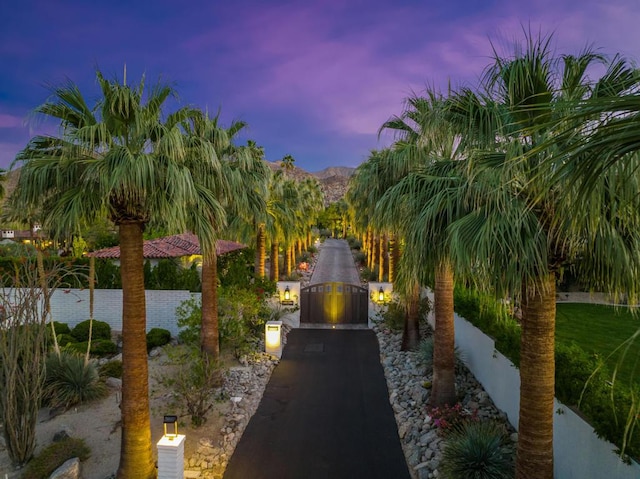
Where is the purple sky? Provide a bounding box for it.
[1,0,640,172]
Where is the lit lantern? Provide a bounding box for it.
[378,287,385,303]
[284,286,291,301]
[158,415,185,478]
[163,415,178,440]
[265,320,283,358]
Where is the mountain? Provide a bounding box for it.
[265,161,352,205]
[313,166,355,180]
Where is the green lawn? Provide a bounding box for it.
[556,303,640,389]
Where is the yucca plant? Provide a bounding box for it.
[44,351,107,409]
[440,420,514,479]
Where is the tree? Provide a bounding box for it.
[12,69,218,478]
[375,91,468,405]
[444,33,640,478]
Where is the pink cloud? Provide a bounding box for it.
[0,113,24,129]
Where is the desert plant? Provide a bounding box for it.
[66,339,118,357]
[418,337,434,369]
[56,334,75,347]
[146,328,172,351]
[0,258,66,466]
[20,437,90,479]
[176,296,202,345]
[440,420,514,479]
[155,345,224,427]
[428,403,478,436]
[44,351,107,408]
[51,322,71,335]
[70,319,111,342]
[99,360,123,379]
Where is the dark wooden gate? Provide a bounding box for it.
[300,282,369,325]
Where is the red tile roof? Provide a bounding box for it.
[89,233,246,259]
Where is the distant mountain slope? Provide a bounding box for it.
[265,161,351,205]
[313,166,355,180]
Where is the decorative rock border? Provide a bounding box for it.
[373,322,516,479]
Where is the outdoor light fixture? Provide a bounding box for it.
[265,320,283,358]
[378,287,385,302]
[163,415,178,440]
[158,414,185,478]
[284,286,291,301]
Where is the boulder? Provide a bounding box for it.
[49,457,80,479]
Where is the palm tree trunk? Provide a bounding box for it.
[286,245,294,275]
[370,233,378,271]
[401,281,421,351]
[255,223,266,278]
[270,241,279,281]
[430,260,456,408]
[378,233,387,282]
[201,250,219,360]
[388,235,397,283]
[516,274,556,479]
[283,243,291,277]
[117,222,154,479]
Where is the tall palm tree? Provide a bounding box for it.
[180,109,253,359]
[11,70,217,479]
[445,34,640,478]
[375,92,466,405]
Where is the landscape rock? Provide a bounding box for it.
[48,457,80,479]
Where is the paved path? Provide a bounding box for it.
[223,330,411,479]
[309,238,361,285]
[224,239,410,479]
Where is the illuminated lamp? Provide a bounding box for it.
[163,415,178,440]
[378,287,385,302]
[265,320,283,358]
[284,286,291,301]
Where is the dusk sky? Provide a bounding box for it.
[1,0,640,172]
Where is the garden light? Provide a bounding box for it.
[284,286,291,301]
[163,415,178,440]
[378,287,384,303]
[265,320,283,358]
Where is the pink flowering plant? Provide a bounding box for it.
[428,403,478,436]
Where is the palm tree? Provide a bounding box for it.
[375,92,467,405]
[179,109,248,359]
[11,70,217,479]
[445,34,640,478]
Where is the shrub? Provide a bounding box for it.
[155,346,224,427]
[440,420,514,479]
[346,236,361,250]
[44,352,107,408]
[352,251,366,265]
[454,285,521,366]
[379,299,405,331]
[51,322,70,335]
[147,328,171,351]
[307,245,318,254]
[66,339,118,357]
[20,437,90,479]
[70,319,111,342]
[176,296,202,345]
[418,337,434,369]
[57,334,75,347]
[99,360,123,379]
[428,403,478,436]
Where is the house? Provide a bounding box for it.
[89,233,246,268]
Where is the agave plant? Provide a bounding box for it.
[44,351,107,409]
[440,420,514,479]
